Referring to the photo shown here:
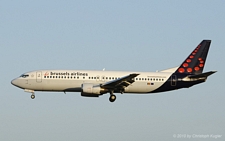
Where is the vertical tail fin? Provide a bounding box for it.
[175,40,211,74]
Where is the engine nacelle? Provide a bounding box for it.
[81,83,105,97]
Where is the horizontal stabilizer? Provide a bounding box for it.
[188,71,217,79]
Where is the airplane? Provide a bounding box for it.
[11,40,216,102]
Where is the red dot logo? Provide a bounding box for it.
[199,64,204,67]
[189,55,194,59]
[186,59,192,63]
[187,68,193,73]
[194,67,200,71]
[183,63,189,67]
[178,68,185,73]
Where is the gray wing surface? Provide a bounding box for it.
[101,73,139,91]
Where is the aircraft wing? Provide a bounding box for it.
[101,73,139,92]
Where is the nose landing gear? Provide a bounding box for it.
[24,89,35,100]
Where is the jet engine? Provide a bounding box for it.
[81,83,106,97]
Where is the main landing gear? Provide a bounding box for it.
[109,91,116,102]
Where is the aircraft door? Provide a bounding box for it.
[171,75,177,86]
[36,72,42,83]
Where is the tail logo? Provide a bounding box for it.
[178,43,206,74]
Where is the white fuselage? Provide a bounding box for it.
[12,70,173,94]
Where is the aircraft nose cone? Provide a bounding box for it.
[11,79,18,86]
[11,78,25,89]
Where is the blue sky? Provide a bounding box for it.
[1,0,224,140]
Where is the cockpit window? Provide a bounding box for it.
[20,74,29,78]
